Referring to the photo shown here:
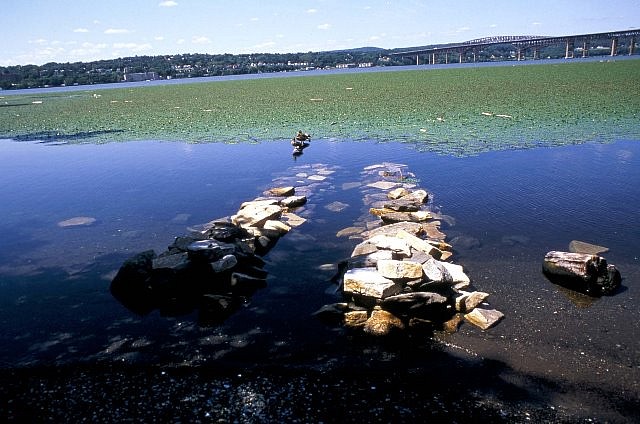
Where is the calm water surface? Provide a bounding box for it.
[0,138,638,420]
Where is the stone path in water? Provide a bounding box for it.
[310,161,504,335]
[111,160,503,334]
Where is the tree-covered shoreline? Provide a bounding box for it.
[1,36,629,90]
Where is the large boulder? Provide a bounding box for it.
[343,268,403,304]
[232,200,282,228]
[377,259,424,280]
[363,307,405,336]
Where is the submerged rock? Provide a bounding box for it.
[569,240,609,255]
[57,216,96,227]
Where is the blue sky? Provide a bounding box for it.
[1,0,638,66]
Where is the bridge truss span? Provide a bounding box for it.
[391,28,640,65]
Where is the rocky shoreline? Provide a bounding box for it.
[111,161,504,334]
[314,162,504,335]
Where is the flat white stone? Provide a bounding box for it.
[464,308,504,330]
[367,234,411,257]
[343,268,402,300]
[377,259,423,280]
[367,181,400,190]
[440,262,471,284]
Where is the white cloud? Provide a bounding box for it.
[82,42,108,49]
[154,36,165,41]
[317,23,331,30]
[192,36,211,44]
[29,38,49,45]
[113,42,152,52]
[159,1,178,6]
[489,24,497,28]
[250,17,259,22]
[456,26,471,33]
[307,8,317,14]
[177,38,186,45]
[532,22,542,26]
[253,41,276,50]
[73,28,89,33]
[104,28,131,35]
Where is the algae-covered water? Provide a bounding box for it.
[1,60,639,422]
[1,59,639,154]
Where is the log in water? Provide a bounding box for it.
[542,251,621,296]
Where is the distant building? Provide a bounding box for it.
[123,72,158,82]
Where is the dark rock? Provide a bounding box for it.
[381,292,450,320]
[110,250,157,315]
[198,295,243,326]
[312,303,350,326]
[383,199,421,212]
[152,252,190,271]
[187,240,237,262]
[280,195,307,208]
[230,272,267,296]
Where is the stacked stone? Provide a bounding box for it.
[110,186,308,324]
[315,163,504,335]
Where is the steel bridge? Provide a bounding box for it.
[391,29,640,65]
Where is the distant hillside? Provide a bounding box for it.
[326,47,387,54]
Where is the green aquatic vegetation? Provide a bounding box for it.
[0,60,638,155]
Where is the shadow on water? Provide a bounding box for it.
[8,129,125,144]
[1,332,639,422]
[0,256,638,422]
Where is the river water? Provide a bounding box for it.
[0,138,638,422]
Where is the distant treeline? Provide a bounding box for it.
[0,40,625,90]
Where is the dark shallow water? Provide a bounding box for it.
[0,138,638,422]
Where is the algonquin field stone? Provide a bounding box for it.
[232,200,282,228]
[377,259,424,280]
[464,308,504,330]
[263,186,295,197]
[343,268,403,302]
[314,161,503,335]
[363,307,405,336]
[112,179,320,323]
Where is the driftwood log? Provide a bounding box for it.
[542,251,621,296]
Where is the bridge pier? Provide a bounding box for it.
[584,40,589,57]
[631,37,636,55]
[611,37,618,56]
[445,52,449,64]
[459,51,463,63]
[565,39,574,59]
[533,48,539,60]
[416,54,419,66]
